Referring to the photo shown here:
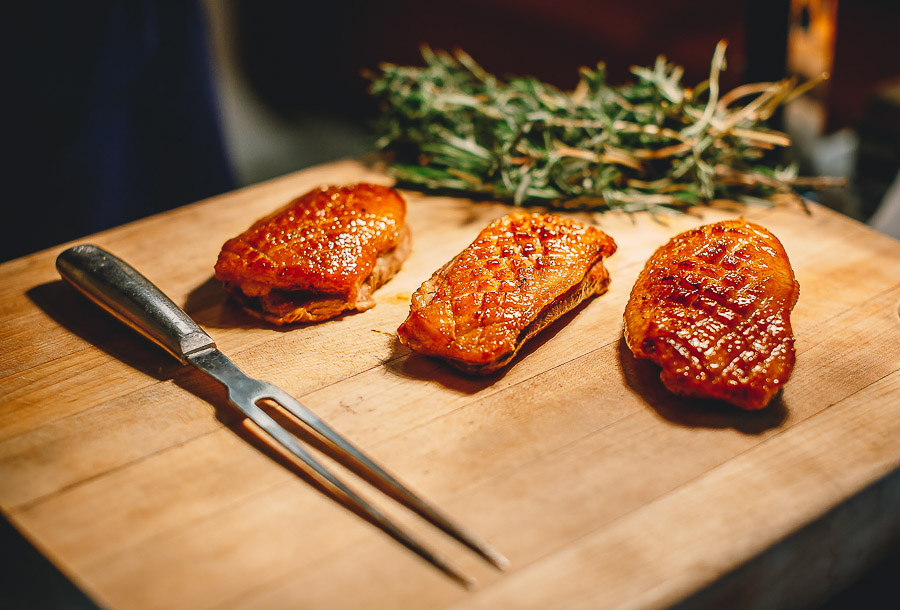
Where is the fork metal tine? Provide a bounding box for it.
[268,387,510,570]
[56,244,502,588]
[231,382,474,587]
[187,349,480,586]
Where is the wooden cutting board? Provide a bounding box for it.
[2,159,900,609]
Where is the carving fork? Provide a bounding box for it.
[57,244,508,587]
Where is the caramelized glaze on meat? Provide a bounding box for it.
[398,213,617,374]
[624,219,799,410]
[214,183,409,324]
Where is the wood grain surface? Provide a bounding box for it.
[1,159,899,609]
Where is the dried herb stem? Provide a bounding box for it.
[367,41,843,213]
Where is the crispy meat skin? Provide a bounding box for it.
[624,219,799,410]
[214,183,408,324]
[398,213,617,374]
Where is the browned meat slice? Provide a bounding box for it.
[398,212,617,374]
[214,183,410,324]
[624,219,799,410]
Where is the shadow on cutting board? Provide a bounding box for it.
[180,274,293,331]
[18,279,894,607]
[31,279,438,578]
[384,298,594,394]
[36,276,434,536]
[181,273,387,332]
[0,513,98,609]
[172,367,423,539]
[180,274,283,332]
[617,337,787,434]
[15,283,419,605]
[27,280,182,382]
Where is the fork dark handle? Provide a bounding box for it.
[56,244,216,364]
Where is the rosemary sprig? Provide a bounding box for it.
[367,42,841,213]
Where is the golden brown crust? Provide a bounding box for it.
[624,219,799,410]
[214,183,409,324]
[398,213,617,374]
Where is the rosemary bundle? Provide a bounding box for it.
[367,41,840,214]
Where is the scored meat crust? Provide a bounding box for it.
[624,219,799,410]
[214,183,409,324]
[398,212,617,374]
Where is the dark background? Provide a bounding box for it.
[5,0,900,262]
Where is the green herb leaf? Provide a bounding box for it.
[367,41,842,212]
